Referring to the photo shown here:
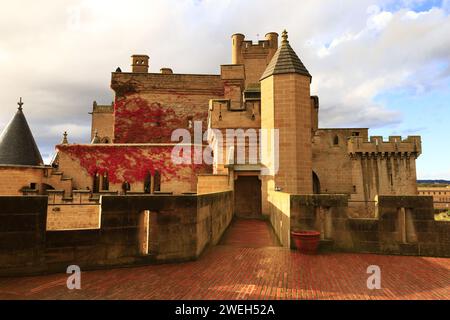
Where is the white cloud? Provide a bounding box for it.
[46,123,91,140]
[0,0,448,163]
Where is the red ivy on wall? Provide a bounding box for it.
[114,96,207,143]
[57,145,210,184]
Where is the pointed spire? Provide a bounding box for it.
[61,131,68,144]
[260,30,311,81]
[91,129,100,144]
[281,29,288,44]
[17,97,24,111]
[0,100,43,166]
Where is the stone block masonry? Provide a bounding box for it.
[0,191,233,276]
[46,190,100,230]
[0,196,48,274]
[269,193,450,257]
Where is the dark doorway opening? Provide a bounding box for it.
[234,175,262,218]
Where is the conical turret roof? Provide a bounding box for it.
[260,30,311,81]
[0,99,43,166]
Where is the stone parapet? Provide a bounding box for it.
[348,136,421,157]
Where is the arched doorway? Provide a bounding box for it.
[313,171,321,194]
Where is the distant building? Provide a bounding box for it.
[418,186,450,210]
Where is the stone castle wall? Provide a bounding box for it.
[0,191,233,276]
[268,192,450,257]
[46,190,100,230]
[91,103,114,142]
[312,129,368,195]
[0,166,46,195]
[111,72,224,143]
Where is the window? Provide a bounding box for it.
[93,172,100,193]
[333,135,339,145]
[102,172,109,191]
[144,171,151,194]
[153,171,161,192]
[351,132,360,136]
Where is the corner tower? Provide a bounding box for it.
[260,30,312,196]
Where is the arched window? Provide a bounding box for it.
[102,172,109,191]
[144,171,151,194]
[93,172,100,193]
[313,171,321,194]
[153,171,161,192]
[333,135,339,145]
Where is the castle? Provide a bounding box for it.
[0,31,448,275]
[0,30,422,215]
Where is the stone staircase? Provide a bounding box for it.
[43,169,74,197]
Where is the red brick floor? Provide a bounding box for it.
[0,218,449,300]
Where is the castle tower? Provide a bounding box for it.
[265,32,279,59]
[231,33,245,65]
[231,32,279,85]
[260,30,312,196]
[0,98,43,166]
[131,54,149,73]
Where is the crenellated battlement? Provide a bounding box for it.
[209,98,260,129]
[231,32,278,85]
[347,135,422,157]
[231,33,278,64]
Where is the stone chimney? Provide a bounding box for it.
[131,54,149,73]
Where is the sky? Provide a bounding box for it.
[0,0,449,179]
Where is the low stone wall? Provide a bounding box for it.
[269,193,450,257]
[376,196,449,256]
[46,190,101,230]
[199,191,234,247]
[197,174,231,194]
[0,191,234,276]
[0,196,48,274]
[47,204,100,230]
[268,191,291,247]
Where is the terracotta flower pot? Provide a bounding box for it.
[291,230,321,254]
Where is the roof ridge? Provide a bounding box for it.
[260,39,311,81]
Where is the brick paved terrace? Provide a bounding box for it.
[0,219,449,300]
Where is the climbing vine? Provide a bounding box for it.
[114,96,207,143]
[57,145,210,184]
